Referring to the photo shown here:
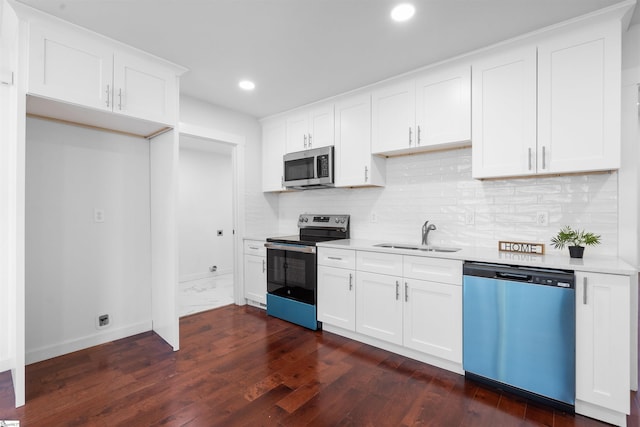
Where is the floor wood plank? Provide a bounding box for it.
[0,305,636,426]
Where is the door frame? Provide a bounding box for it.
[178,122,246,307]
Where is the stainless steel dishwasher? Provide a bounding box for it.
[463,262,575,412]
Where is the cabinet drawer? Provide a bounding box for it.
[318,248,356,269]
[357,251,403,276]
[403,256,462,285]
[244,240,266,256]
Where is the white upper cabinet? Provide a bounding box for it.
[371,80,415,154]
[261,117,287,192]
[28,19,183,128]
[371,65,471,156]
[29,23,113,112]
[112,50,178,125]
[537,21,620,174]
[415,65,471,148]
[285,103,334,153]
[473,19,621,179]
[472,46,537,178]
[334,93,385,187]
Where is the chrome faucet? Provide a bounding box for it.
[422,221,436,246]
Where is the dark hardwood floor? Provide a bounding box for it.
[1,305,638,426]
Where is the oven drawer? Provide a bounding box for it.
[318,248,356,269]
[244,239,266,256]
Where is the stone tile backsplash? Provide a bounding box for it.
[277,148,619,256]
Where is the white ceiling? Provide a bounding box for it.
[16,0,638,119]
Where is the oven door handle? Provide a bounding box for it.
[264,242,317,254]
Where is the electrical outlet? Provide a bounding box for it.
[94,208,105,223]
[465,212,475,225]
[97,314,110,329]
[371,212,378,223]
[537,211,549,226]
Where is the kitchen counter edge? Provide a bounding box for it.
[316,239,637,276]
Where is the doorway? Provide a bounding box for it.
[177,123,244,318]
[178,135,234,316]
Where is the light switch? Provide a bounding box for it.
[94,208,105,223]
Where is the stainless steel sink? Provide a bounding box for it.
[373,243,461,252]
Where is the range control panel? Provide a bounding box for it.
[298,214,350,228]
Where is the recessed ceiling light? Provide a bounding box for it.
[238,80,255,91]
[391,3,415,22]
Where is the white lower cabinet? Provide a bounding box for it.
[243,240,266,306]
[355,271,403,345]
[317,266,355,331]
[318,248,463,367]
[317,248,357,331]
[575,271,630,426]
[403,278,462,362]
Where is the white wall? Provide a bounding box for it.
[277,147,620,257]
[180,95,278,237]
[179,146,233,280]
[25,117,152,363]
[621,23,640,268]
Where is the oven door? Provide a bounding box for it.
[265,243,317,305]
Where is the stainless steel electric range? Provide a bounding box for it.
[265,214,350,330]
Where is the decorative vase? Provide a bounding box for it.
[568,246,585,258]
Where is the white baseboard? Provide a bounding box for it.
[0,357,14,374]
[179,269,233,283]
[26,321,152,365]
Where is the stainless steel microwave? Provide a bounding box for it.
[283,146,334,189]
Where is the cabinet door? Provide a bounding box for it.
[403,279,462,362]
[29,23,113,111]
[416,65,471,147]
[262,118,286,192]
[113,51,177,125]
[575,272,629,414]
[356,271,403,345]
[285,111,308,153]
[244,254,266,305]
[537,22,620,174]
[308,104,334,149]
[472,46,537,179]
[335,93,381,187]
[317,266,355,331]
[371,80,415,155]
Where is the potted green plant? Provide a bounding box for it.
[550,225,601,258]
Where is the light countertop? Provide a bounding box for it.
[317,239,637,276]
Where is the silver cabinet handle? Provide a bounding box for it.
[408,127,413,146]
[118,88,123,110]
[364,166,369,182]
[249,246,260,250]
[583,277,587,305]
[303,134,307,148]
[405,282,408,302]
[395,280,400,300]
[281,176,284,188]
[308,133,312,148]
[327,256,343,261]
[262,259,266,273]
[349,273,353,290]
[528,147,532,170]
[417,125,421,145]
[105,84,110,107]
[542,146,547,170]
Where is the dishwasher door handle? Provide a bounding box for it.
[496,271,532,282]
